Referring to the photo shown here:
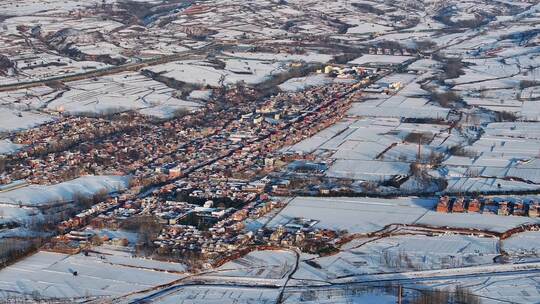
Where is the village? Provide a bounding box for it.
[0,0,539,303]
[40,70,376,268]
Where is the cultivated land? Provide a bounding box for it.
[0,0,539,303]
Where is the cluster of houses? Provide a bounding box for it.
[147,81,358,199]
[3,115,145,184]
[152,199,339,262]
[368,47,413,56]
[1,63,369,198]
[152,198,283,258]
[436,196,540,217]
[57,194,135,233]
[317,64,378,80]
[29,72,374,264]
[52,182,343,263]
[46,229,130,255]
[362,81,404,94]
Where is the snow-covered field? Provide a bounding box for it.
[349,55,414,66]
[284,115,457,183]
[502,231,540,257]
[288,267,540,304]
[419,272,540,304]
[146,51,332,89]
[281,119,355,154]
[147,286,279,304]
[0,250,185,299]
[415,210,540,233]
[445,177,540,193]
[146,59,286,88]
[347,22,393,34]
[284,290,396,304]
[0,56,111,86]
[326,159,411,181]
[45,73,201,117]
[442,122,540,192]
[293,234,498,281]
[91,245,187,273]
[213,250,296,280]
[348,101,449,120]
[0,0,538,302]
[0,0,97,16]
[222,52,333,64]
[267,196,435,234]
[0,139,23,155]
[0,108,54,133]
[0,175,130,207]
[268,196,540,234]
[278,74,332,92]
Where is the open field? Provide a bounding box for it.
[0,0,539,303]
[267,196,540,234]
[0,175,130,207]
[0,249,185,299]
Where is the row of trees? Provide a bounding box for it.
[411,286,482,304]
[299,285,482,303]
[0,238,45,268]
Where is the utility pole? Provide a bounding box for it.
[417,137,422,163]
[397,285,403,304]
